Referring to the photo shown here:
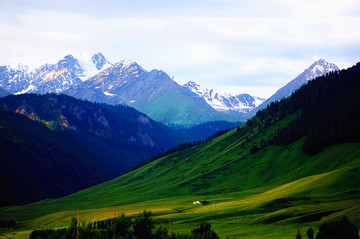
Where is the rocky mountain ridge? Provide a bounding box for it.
[183,81,265,113]
[0,53,112,95]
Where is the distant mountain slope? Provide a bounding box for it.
[0,87,11,97]
[183,81,265,113]
[253,59,339,113]
[0,93,187,205]
[2,63,359,237]
[172,120,241,141]
[65,60,242,125]
[0,64,32,94]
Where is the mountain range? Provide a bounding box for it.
[0,53,259,125]
[183,81,265,113]
[0,54,340,126]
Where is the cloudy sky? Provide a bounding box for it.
[1,0,359,98]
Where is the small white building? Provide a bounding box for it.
[193,201,201,205]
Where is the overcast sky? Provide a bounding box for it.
[1,0,359,98]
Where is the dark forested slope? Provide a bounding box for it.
[0,110,109,206]
[256,62,360,154]
[0,94,187,205]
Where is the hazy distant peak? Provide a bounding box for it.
[71,52,112,81]
[308,59,339,77]
[183,81,200,88]
[252,59,340,113]
[183,80,264,113]
[9,63,30,72]
[57,55,82,69]
[116,59,135,68]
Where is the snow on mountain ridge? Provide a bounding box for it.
[0,52,113,95]
[75,53,113,81]
[307,59,339,80]
[183,81,265,113]
[9,63,31,73]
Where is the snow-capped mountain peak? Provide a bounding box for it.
[119,59,134,68]
[183,81,265,113]
[184,81,206,95]
[114,59,142,71]
[0,52,114,95]
[110,60,146,78]
[307,59,339,79]
[253,59,340,113]
[75,52,112,81]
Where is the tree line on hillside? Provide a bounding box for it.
[0,93,174,152]
[30,210,219,239]
[29,213,359,239]
[130,128,232,171]
[255,63,360,154]
[0,220,16,229]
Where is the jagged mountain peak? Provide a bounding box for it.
[9,63,31,72]
[110,60,147,77]
[308,59,339,77]
[57,55,81,70]
[114,59,137,69]
[0,52,115,95]
[62,54,76,60]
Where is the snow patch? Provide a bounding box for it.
[103,91,115,96]
[120,59,133,69]
[15,85,36,95]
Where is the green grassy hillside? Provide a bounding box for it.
[1,63,359,238]
[1,115,359,238]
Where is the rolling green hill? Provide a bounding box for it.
[1,63,360,238]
